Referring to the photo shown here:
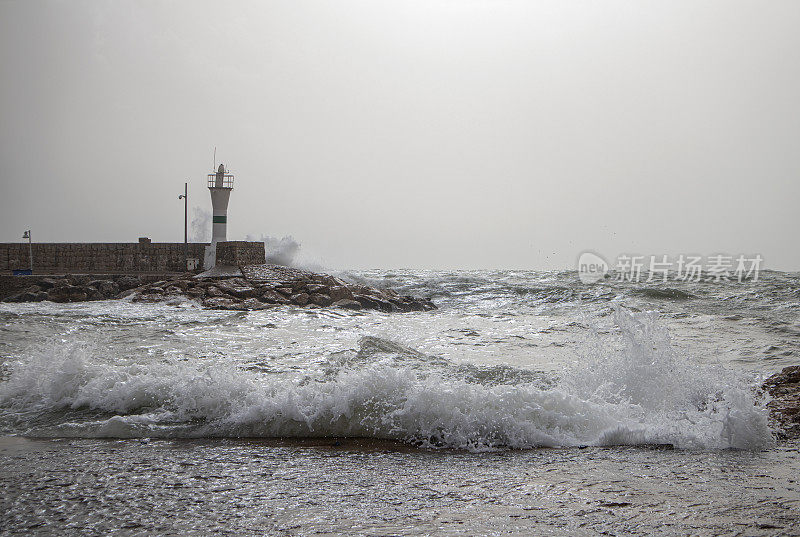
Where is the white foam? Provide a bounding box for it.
[0,310,775,451]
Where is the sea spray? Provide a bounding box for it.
[244,234,301,266]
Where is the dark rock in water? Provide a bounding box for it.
[216,280,258,298]
[354,294,394,312]
[187,287,206,298]
[203,297,242,310]
[353,294,380,310]
[292,292,310,306]
[47,285,87,303]
[306,283,329,295]
[38,277,61,290]
[165,285,183,295]
[261,290,291,305]
[763,366,800,440]
[329,285,353,301]
[310,293,332,307]
[91,280,119,297]
[117,288,138,299]
[68,274,91,286]
[206,286,225,298]
[241,298,269,310]
[332,298,362,310]
[116,275,141,291]
[85,286,102,300]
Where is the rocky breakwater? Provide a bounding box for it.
[762,365,800,441]
[0,264,435,313]
[1,274,146,303]
[130,264,436,312]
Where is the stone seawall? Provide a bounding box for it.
[215,241,267,267]
[0,243,209,274]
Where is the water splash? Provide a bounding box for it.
[0,310,774,451]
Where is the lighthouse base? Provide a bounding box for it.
[203,241,266,272]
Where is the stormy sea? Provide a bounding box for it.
[1,269,799,535]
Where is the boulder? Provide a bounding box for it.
[764,366,800,439]
[170,279,190,291]
[47,285,87,303]
[202,297,242,310]
[353,294,379,310]
[116,275,141,291]
[241,298,269,310]
[353,294,394,312]
[306,284,329,295]
[261,290,291,305]
[275,287,294,296]
[309,293,332,307]
[331,299,362,310]
[292,292,310,306]
[97,281,119,297]
[47,284,87,302]
[68,274,91,286]
[389,299,412,312]
[328,286,353,301]
[38,278,62,290]
[216,281,258,298]
[117,288,138,299]
[291,281,308,293]
[207,286,225,297]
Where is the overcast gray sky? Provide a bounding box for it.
[1,0,798,270]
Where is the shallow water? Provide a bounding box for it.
[3,437,799,536]
[1,269,799,534]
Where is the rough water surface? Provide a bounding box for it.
[1,269,799,535]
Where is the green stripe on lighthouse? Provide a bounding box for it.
[213,216,227,224]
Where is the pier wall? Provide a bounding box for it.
[0,243,209,274]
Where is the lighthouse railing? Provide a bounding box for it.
[207,174,234,189]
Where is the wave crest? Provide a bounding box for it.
[0,310,774,451]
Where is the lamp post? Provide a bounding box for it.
[178,182,188,269]
[22,230,32,273]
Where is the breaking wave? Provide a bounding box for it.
[0,310,773,451]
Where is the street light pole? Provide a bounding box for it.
[178,182,188,270]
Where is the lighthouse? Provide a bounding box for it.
[203,163,234,270]
[208,163,233,242]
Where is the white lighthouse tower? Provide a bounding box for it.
[205,163,234,269]
[209,163,233,241]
